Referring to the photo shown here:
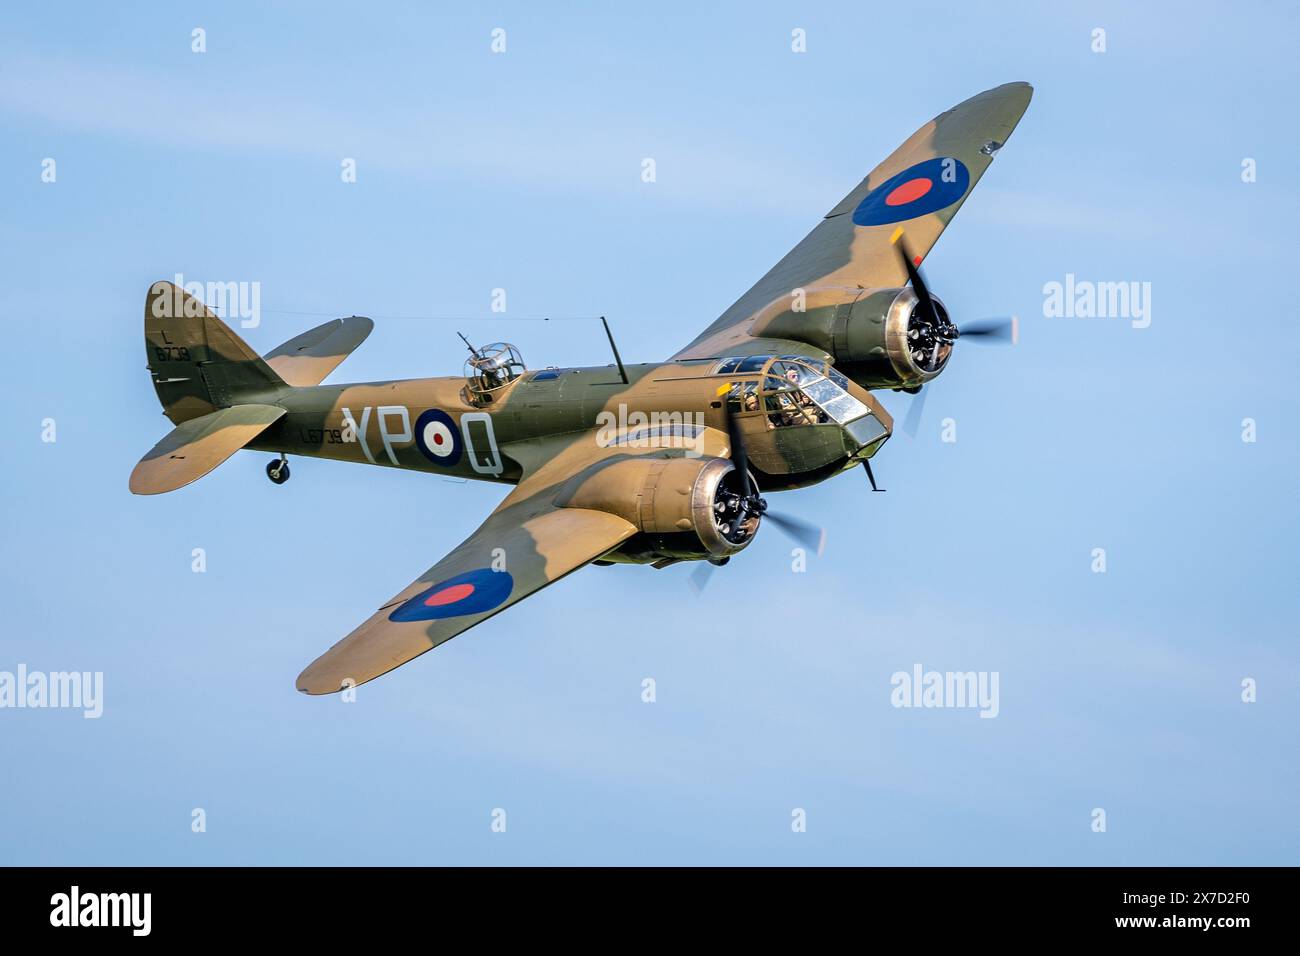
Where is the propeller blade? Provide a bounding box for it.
[764,510,826,556]
[724,406,753,498]
[723,405,758,537]
[901,386,929,438]
[895,236,940,327]
[959,316,1018,344]
[689,561,716,595]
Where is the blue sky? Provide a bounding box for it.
[1,1,1297,864]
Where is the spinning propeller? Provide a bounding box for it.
[689,406,825,594]
[893,235,1017,437]
[693,238,1015,590]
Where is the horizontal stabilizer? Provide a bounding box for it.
[129,404,286,495]
[264,316,374,387]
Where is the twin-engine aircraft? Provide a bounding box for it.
[131,82,1032,694]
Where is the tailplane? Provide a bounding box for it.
[263,315,373,387]
[129,404,286,495]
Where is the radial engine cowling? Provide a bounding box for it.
[831,286,956,389]
[555,456,759,565]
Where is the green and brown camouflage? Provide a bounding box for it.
[673,82,1033,363]
[130,82,1032,694]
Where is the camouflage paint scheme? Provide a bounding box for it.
[130,82,1032,695]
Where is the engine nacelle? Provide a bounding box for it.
[831,287,954,389]
[555,456,759,565]
[755,286,954,390]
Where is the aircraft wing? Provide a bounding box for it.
[294,434,646,695]
[671,81,1033,360]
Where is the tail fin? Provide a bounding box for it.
[145,280,286,425]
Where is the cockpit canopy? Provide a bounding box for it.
[464,342,525,405]
[715,354,871,429]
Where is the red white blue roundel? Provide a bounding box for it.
[388,568,514,622]
[415,409,462,466]
[851,157,970,227]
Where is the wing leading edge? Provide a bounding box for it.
[295,435,645,695]
[296,498,635,695]
[671,81,1033,360]
[296,423,737,694]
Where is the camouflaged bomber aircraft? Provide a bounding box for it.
[131,82,1032,695]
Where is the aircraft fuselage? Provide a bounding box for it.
[245,358,892,491]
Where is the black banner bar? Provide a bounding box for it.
[0,866,1282,941]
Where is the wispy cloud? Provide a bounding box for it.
[0,52,841,215]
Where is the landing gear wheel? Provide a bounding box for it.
[266,459,291,484]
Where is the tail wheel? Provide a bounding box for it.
[266,458,291,484]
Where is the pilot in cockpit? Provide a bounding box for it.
[779,368,822,426]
